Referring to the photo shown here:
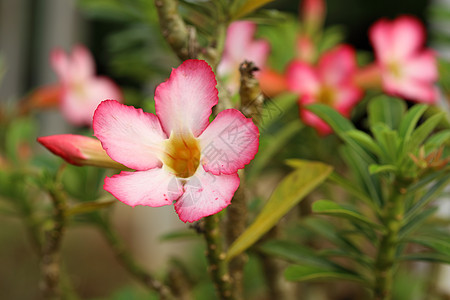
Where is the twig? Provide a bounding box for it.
[225,170,248,300]
[40,180,68,300]
[154,0,199,60]
[202,215,233,300]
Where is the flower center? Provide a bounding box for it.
[163,132,201,178]
[388,61,402,79]
[317,85,335,105]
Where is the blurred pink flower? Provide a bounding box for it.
[369,16,438,103]
[37,134,128,170]
[287,45,363,135]
[218,21,270,94]
[51,45,123,126]
[93,60,259,223]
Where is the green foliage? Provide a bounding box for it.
[226,159,332,260]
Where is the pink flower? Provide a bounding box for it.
[218,21,270,94]
[369,16,438,103]
[287,45,363,135]
[37,134,128,170]
[51,45,123,126]
[93,60,259,223]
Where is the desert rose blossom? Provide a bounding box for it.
[287,45,363,135]
[217,21,270,94]
[50,45,123,126]
[369,16,438,103]
[37,134,128,170]
[93,60,259,223]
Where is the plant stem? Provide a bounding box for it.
[203,214,233,300]
[154,0,199,61]
[373,187,406,300]
[40,182,68,300]
[226,170,248,300]
[95,213,175,300]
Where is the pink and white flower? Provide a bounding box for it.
[93,59,259,223]
[217,21,270,94]
[287,45,363,135]
[369,16,438,103]
[51,45,123,126]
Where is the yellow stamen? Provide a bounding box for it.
[317,85,335,105]
[163,131,201,178]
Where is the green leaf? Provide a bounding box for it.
[159,229,200,242]
[368,164,398,175]
[248,119,303,180]
[285,265,366,284]
[231,0,275,19]
[400,207,438,239]
[368,95,406,130]
[400,252,450,264]
[404,173,450,223]
[312,200,382,229]
[407,236,450,256]
[307,104,355,135]
[259,240,342,269]
[345,130,382,157]
[259,93,298,130]
[226,160,332,261]
[327,172,376,210]
[398,104,428,140]
[403,112,444,156]
[66,198,116,216]
[303,217,363,254]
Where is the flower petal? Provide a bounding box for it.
[93,100,167,170]
[199,109,259,175]
[61,77,123,126]
[403,50,438,82]
[50,48,70,82]
[383,76,437,104]
[286,61,320,95]
[104,168,183,207]
[174,167,240,223]
[391,16,425,59]
[155,59,218,137]
[318,45,357,85]
[71,45,95,81]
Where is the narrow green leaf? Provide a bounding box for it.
[303,217,362,254]
[327,172,376,210]
[307,104,355,135]
[407,236,450,256]
[312,200,382,229]
[66,198,116,216]
[248,120,303,180]
[226,160,332,261]
[345,130,382,157]
[404,173,450,222]
[368,95,406,130]
[400,252,450,264]
[231,0,275,19]
[368,164,398,175]
[285,265,366,284]
[259,240,342,269]
[400,207,438,239]
[159,230,199,242]
[398,104,428,139]
[340,146,383,207]
[403,112,444,156]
